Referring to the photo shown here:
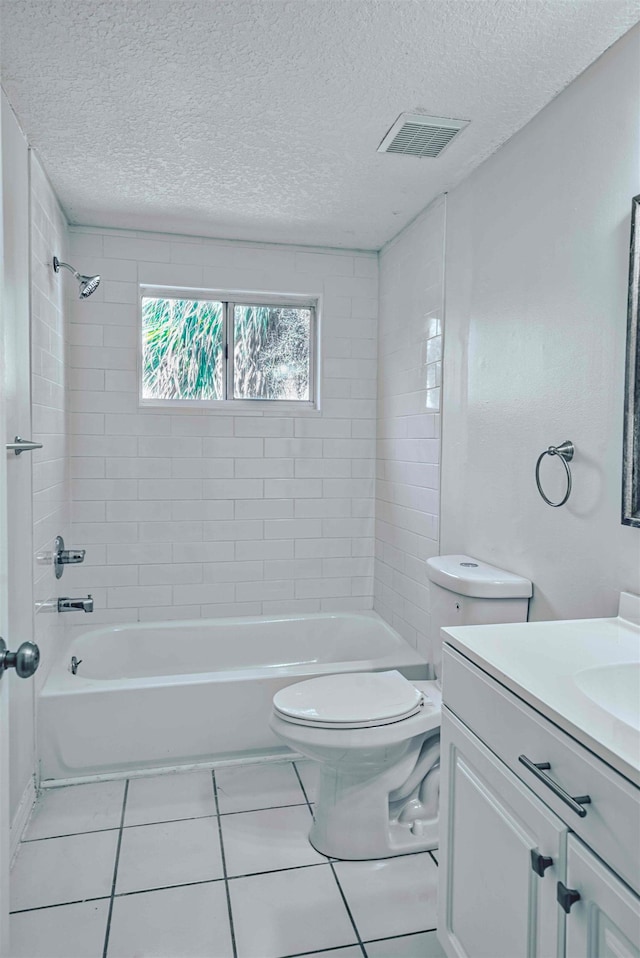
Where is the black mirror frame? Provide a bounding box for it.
[622,194,640,527]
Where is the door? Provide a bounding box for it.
[0,88,37,958]
[2,92,35,832]
[438,707,567,958]
[564,834,640,958]
[0,86,10,957]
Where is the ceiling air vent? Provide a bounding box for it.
[377,113,469,158]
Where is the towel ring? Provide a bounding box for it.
[535,441,574,507]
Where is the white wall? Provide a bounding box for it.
[66,228,377,623]
[441,25,640,621]
[374,197,445,662]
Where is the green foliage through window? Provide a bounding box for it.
[142,297,224,401]
[234,305,311,401]
[141,294,314,404]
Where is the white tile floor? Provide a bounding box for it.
[10,761,445,958]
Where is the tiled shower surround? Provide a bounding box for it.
[66,228,378,625]
[374,199,445,660]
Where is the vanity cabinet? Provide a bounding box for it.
[440,709,566,958]
[564,835,640,958]
[438,644,640,958]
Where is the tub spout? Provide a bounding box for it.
[58,595,93,613]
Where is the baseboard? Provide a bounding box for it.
[40,749,304,789]
[10,775,37,863]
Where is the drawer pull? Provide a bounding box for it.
[557,881,581,914]
[518,755,591,817]
[530,849,553,877]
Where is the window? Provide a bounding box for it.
[140,288,317,407]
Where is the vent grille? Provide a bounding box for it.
[378,113,468,158]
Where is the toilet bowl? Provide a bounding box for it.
[271,670,441,859]
[270,555,532,861]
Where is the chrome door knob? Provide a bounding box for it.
[0,638,40,678]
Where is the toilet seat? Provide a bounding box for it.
[273,670,426,730]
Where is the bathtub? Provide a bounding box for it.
[38,612,427,783]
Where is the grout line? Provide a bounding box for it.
[114,878,226,898]
[102,779,129,958]
[10,896,111,915]
[113,860,332,898]
[292,762,312,808]
[363,928,438,944]
[20,801,312,843]
[329,864,368,958]
[22,826,121,843]
[228,861,330,881]
[293,763,367,958]
[212,771,238,958]
[281,929,442,958]
[281,943,362,958]
[219,801,310,817]
[124,813,216,828]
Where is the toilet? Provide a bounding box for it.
[269,555,532,860]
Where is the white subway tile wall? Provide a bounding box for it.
[31,154,71,687]
[67,228,377,623]
[374,197,445,662]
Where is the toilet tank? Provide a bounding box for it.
[426,555,532,680]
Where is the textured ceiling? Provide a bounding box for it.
[1,0,639,249]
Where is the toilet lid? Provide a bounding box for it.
[273,670,424,728]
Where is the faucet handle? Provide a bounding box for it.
[53,536,86,579]
[63,549,86,564]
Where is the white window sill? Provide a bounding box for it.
[138,398,321,415]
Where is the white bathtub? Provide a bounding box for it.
[39,612,427,783]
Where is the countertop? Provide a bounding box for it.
[442,608,640,787]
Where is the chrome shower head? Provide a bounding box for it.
[78,274,101,298]
[53,256,101,299]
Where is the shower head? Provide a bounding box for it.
[53,256,101,299]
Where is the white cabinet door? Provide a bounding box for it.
[564,834,640,958]
[438,708,567,958]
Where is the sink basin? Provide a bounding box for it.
[574,663,640,731]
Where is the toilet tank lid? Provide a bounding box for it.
[426,555,532,599]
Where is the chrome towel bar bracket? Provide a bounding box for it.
[6,436,43,456]
[535,440,574,507]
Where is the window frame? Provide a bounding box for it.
[138,285,320,411]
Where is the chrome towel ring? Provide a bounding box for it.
[535,441,574,507]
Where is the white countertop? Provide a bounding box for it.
[443,607,640,787]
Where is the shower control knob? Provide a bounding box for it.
[53,535,86,579]
[0,638,40,678]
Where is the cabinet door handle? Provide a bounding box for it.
[530,849,553,877]
[518,755,591,817]
[557,881,581,914]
